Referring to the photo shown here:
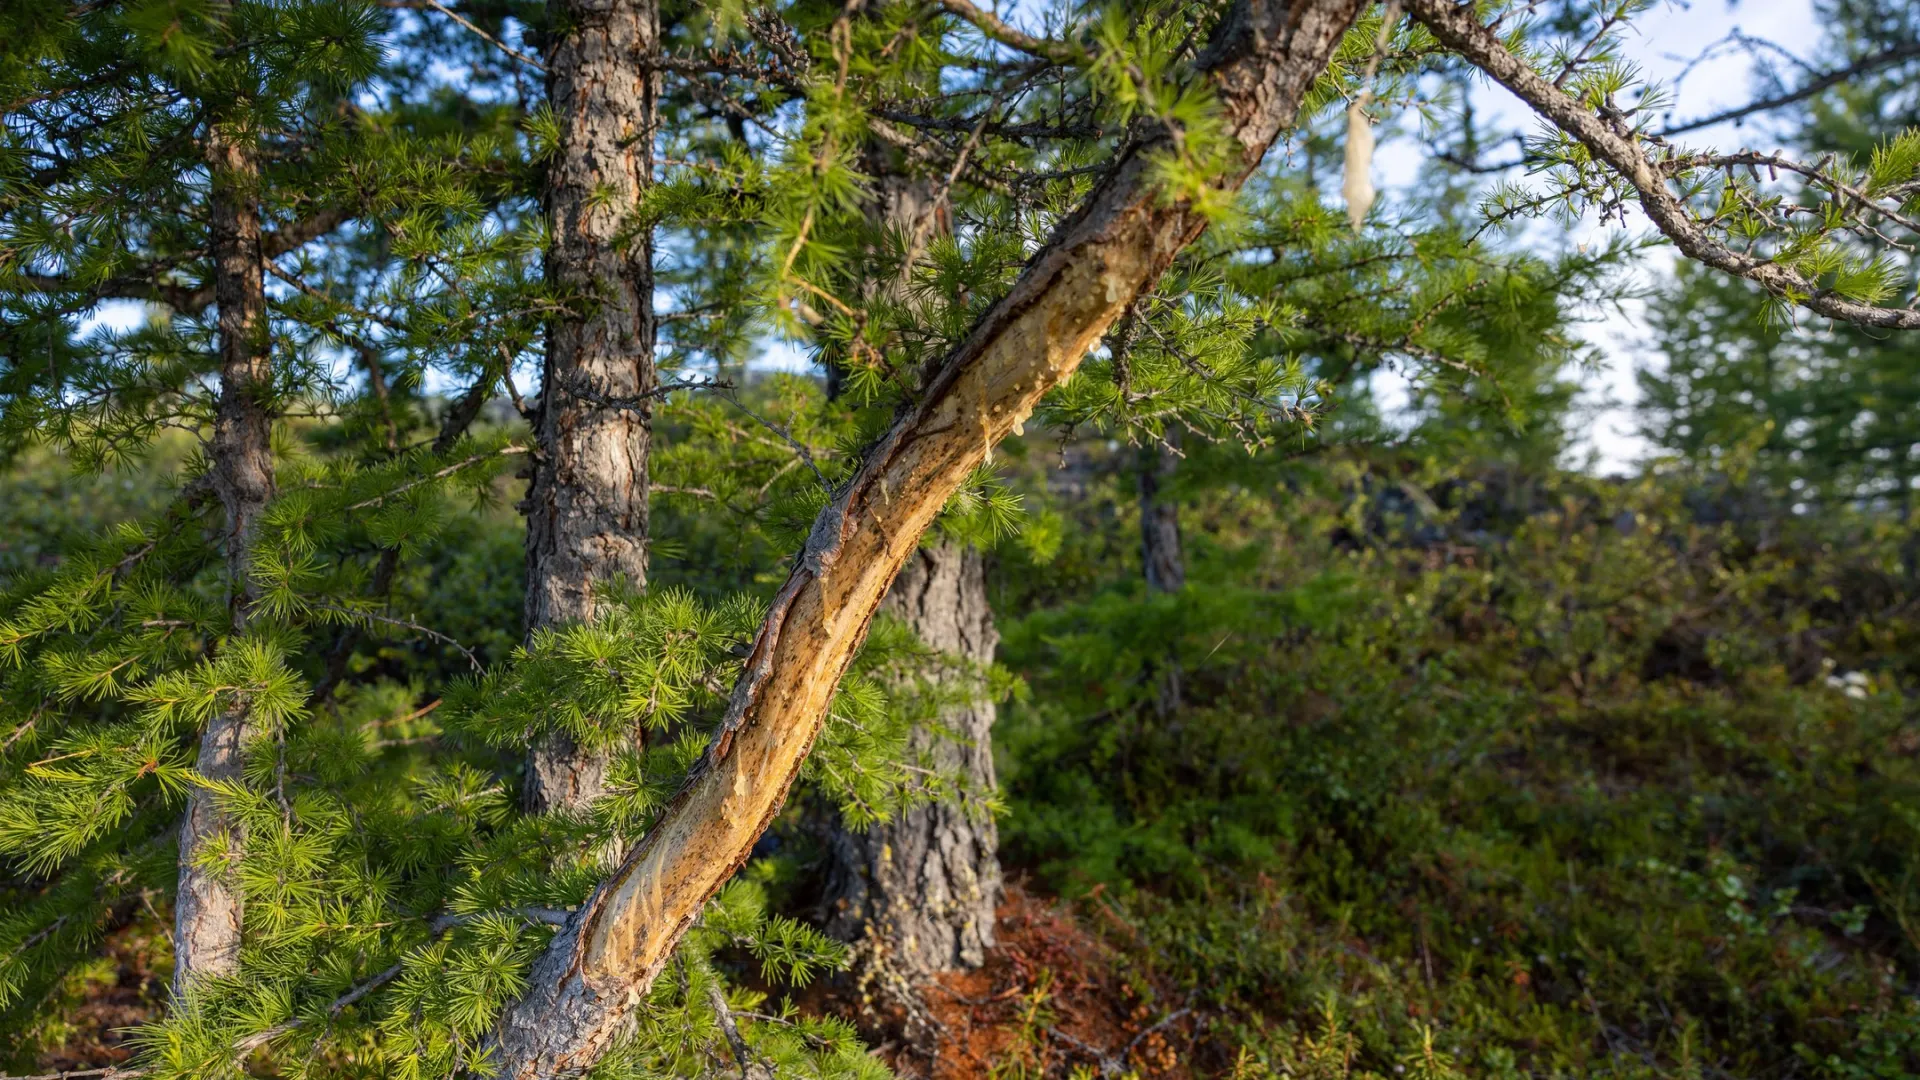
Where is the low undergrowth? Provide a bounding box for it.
[993,463,1920,1079]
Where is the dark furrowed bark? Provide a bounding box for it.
[485,1,1364,1072]
[173,121,273,997]
[819,158,1003,1004]
[1139,438,1185,594]
[823,543,1003,1000]
[522,0,661,814]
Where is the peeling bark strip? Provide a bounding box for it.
[174,122,273,996]
[824,543,1003,975]
[1405,0,1920,331]
[523,0,661,812]
[486,0,1364,1071]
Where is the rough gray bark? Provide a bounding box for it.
[522,0,660,814]
[484,2,1363,1073]
[823,542,1003,979]
[174,122,273,995]
[818,149,1003,989]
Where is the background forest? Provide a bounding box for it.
[2,0,1918,1078]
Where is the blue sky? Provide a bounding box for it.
[1370,0,1822,472]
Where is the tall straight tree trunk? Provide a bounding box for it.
[485,2,1363,1071]
[823,542,1003,983]
[523,0,660,814]
[820,164,1004,993]
[174,121,273,995]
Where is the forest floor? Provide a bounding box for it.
[29,922,163,1074]
[35,885,1193,1079]
[865,884,1201,1080]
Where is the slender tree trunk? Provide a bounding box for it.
[174,121,272,996]
[522,0,660,814]
[1138,435,1184,713]
[1139,437,1185,593]
[823,543,1003,983]
[485,2,1362,1071]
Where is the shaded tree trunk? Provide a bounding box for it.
[823,542,1003,984]
[522,0,660,814]
[484,2,1363,1072]
[1139,438,1185,593]
[174,121,272,995]
[818,156,1003,994]
[1138,435,1184,713]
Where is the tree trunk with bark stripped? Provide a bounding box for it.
[523,0,661,814]
[485,1,1363,1072]
[173,120,273,996]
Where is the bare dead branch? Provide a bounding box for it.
[1659,41,1920,137]
[1408,0,1920,330]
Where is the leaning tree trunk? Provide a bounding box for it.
[823,543,1003,990]
[819,156,1004,995]
[174,120,273,995]
[484,2,1363,1072]
[522,0,660,814]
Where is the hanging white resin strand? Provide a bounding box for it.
[1343,101,1377,229]
[1344,0,1403,230]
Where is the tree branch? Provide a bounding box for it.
[344,444,530,511]
[7,207,353,314]
[1408,0,1920,330]
[934,0,1082,64]
[416,0,546,71]
[1659,41,1920,137]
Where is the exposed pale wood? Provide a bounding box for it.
[820,157,1003,994]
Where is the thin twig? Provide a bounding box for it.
[345,445,530,511]
[705,980,757,1079]
[714,390,831,493]
[313,604,482,671]
[1659,41,1920,136]
[419,0,546,72]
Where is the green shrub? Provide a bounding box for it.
[997,461,1920,1078]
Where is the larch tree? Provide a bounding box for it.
[522,0,664,815]
[0,0,376,1002]
[813,142,1005,1026]
[4,0,1920,1078]
[483,0,1920,1061]
[174,76,277,998]
[1638,0,1920,506]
